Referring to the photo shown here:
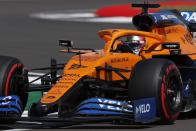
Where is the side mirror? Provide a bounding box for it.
[162,43,181,55]
[59,40,73,48]
[162,43,180,49]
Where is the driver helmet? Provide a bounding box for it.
[124,35,145,55]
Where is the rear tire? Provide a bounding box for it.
[129,58,183,124]
[0,56,28,123]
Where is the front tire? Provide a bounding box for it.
[0,56,28,123]
[129,58,183,124]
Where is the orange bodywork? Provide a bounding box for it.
[41,23,196,104]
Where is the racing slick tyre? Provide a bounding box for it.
[129,58,183,124]
[0,56,28,123]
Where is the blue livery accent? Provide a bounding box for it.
[181,11,196,23]
[0,108,20,114]
[0,101,21,110]
[134,97,156,123]
[77,103,132,113]
[79,97,131,107]
[150,10,184,25]
[75,97,133,116]
[183,84,190,98]
[76,110,123,115]
[0,95,22,115]
[193,60,196,66]
[150,11,196,25]
[0,95,22,105]
[193,61,196,66]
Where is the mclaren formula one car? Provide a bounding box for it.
[1,3,196,127]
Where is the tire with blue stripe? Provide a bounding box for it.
[0,56,28,123]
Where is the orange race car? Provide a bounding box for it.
[0,3,196,127]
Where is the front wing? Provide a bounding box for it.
[0,95,22,120]
[0,96,157,126]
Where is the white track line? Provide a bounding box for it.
[34,13,96,19]
[31,11,132,24]
[87,17,132,24]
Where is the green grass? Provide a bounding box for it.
[25,92,42,110]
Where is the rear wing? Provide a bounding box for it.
[180,11,196,32]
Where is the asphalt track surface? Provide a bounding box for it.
[0,0,196,130]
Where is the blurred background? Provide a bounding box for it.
[0,0,194,68]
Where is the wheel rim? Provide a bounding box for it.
[165,76,181,112]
